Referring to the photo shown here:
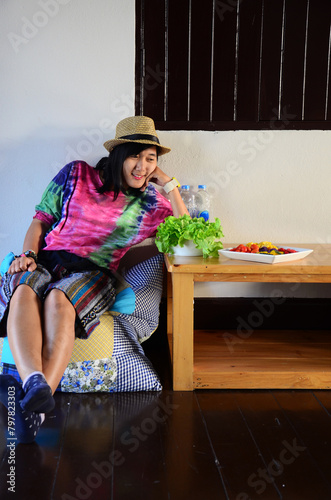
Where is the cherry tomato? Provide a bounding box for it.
[250,244,259,253]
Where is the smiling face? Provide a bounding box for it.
[122,146,158,189]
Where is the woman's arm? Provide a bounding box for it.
[8,219,51,274]
[141,166,189,218]
[164,185,189,218]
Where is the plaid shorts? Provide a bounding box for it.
[0,254,116,339]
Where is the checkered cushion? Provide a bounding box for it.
[0,254,164,392]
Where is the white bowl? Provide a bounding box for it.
[172,240,203,256]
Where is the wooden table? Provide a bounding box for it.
[165,244,331,391]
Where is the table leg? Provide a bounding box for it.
[167,271,173,337]
[171,273,194,391]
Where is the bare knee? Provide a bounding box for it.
[9,284,41,316]
[45,289,75,318]
[12,284,39,303]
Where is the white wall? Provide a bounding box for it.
[1,0,331,298]
[0,0,136,253]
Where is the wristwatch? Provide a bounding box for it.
[163,177,181,194]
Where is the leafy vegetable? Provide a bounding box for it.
[155,214,224,258]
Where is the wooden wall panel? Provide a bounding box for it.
[189,0,213,122]
[304,0,331,120]
[236,0,262,122]
[259,0,284,121]
[280,0,308,121]
[141,0,166,121]
[167,0,190,122]
[212,0,237,121]
[136,0,331,130]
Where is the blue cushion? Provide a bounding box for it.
[1,338,15,364]
[109,287,136,314]
[0,252,15,277]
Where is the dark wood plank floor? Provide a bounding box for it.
[1,318,331,499]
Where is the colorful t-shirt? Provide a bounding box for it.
[34,161,172,271]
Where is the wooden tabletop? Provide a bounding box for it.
[165,244,331,283]
[165,244,331,275]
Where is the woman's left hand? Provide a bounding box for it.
[140,166,171,192]
[140,166,189,217]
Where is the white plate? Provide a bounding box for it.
[219,247,313,264]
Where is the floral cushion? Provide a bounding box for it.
[0,254,164,392]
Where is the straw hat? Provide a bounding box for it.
[103,116,171,156]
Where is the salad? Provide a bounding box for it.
[231,241,297,255]
[155,214,224,258]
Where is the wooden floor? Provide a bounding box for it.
[1,320,331,499]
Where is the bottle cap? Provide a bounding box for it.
[198,185,206,189]
[198,211,209,221]
[181,185,189,190]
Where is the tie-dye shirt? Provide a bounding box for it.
[33,161,172,271]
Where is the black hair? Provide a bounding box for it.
[96,142,159,200]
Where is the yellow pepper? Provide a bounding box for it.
[258,241,278,250]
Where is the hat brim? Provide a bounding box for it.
[103,138,171,156]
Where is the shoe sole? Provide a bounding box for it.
[20,387,55,413]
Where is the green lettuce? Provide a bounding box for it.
[155,214,224,258]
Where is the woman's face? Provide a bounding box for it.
[122,146,158,189]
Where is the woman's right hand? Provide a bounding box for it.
[8,255,37,275]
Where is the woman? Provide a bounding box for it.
[0,115,188,442]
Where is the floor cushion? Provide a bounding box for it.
[0,253,164,392]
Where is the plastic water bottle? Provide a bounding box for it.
[195,185,211,221]
[180,185,197,217]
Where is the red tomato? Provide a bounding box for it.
[232,244,245,252]
[250,244,259,253]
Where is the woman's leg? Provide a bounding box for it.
[2,284,46,441]
[7,285,75,413]
[7,286,76,393]
[7,284,44,379]
[42,288,76,393]
[1,278,76,442]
